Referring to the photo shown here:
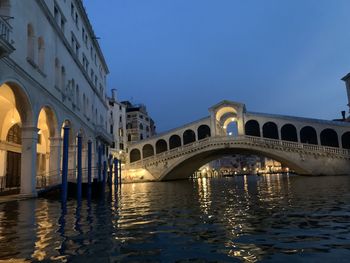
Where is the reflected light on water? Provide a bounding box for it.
[1,175,350,261]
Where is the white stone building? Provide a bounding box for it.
[108,89,127,161]
[0,0,112,196]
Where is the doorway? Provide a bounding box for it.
[6,151,21,188]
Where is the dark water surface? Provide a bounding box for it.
[1,175,350,262]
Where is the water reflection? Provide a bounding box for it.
[1,175,350,261]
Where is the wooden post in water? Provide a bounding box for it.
[61,125,70,203]
[77,133,82,200]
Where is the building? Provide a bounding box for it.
[122,101,156,143]
[108,89,127,161]
[0,0,112,196]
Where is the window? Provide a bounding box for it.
[38,37,45,71]
[110,125,113,134]
[54,58,60,88]
[61,19,65,32]
[71,33,80,56]
[27,24,35,61]
[61,66,66,92]
[82,53,89,71]
[71,3,74,17]
[75,85,80,108]
[54,6,59,23]
[7,124,22,145]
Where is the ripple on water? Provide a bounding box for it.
[1,175,350,261]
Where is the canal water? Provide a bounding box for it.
[1,174,350,262]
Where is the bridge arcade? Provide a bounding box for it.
[125,100,350,182]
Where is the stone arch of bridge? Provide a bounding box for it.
[158,146,310,181]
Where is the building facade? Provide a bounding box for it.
[122,101,156,143]
[0,0,112,196]
[108,89,127,161]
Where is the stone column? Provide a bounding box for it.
[49,137,62,185]
[237,119,245,136]
[277,125,282,141]
[338,133,342,148]
[20,126,38,197]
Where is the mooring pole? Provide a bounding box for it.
[102,161,107,186]
[61,125,70,202]
[97,145,102,182]
[119,160,122,185]
[114,158,119,186]
[77,133,82,200]
[87,140,92,190]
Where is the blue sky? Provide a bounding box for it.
[84,0,350,132]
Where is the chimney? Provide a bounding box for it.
[111,89,117,101]
[342,110,346,120]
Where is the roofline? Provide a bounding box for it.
[247,111,350,127]
[76,0,109,74]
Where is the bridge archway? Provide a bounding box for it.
[215,107,237,122]
[169,135,181,149]
[245,120,260,137]
[183,129,196,145]
[197,125,211,140]
[320,128,339,148]
[130,149,141,163]
[159,146,309,181]
[341,132,350,149]
[300,126,318,145]
[143,144,154,158]
[281,124,298,142]
[263,122,279,139]
[156,139,168,154]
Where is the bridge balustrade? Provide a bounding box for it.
[128,135,350,168]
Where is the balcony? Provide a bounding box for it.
[0,15,14,58]
[95,124,114,145]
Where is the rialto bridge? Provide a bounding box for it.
[124,100,350,182]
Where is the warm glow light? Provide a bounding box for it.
[10,118,15,124]
[223,126,227,129]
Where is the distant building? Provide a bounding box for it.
[108,89,127,160]
[208,154,283,175]
[121,101,156,143]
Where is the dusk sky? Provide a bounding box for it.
[84,0,350,132]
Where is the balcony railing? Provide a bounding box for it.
[0,15,14,57]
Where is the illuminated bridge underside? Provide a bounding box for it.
[124,100,350,181]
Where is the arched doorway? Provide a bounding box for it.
[37,107,58,187]
[156,139,167,154]
[169,135,181,149]
[263,122,279,139]
[5,123,22,188]
[183,129,196,145]
[245,120,260,137]
[0,82,33,194]
[197,125,211,140]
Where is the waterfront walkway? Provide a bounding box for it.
[0,194,35,204]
